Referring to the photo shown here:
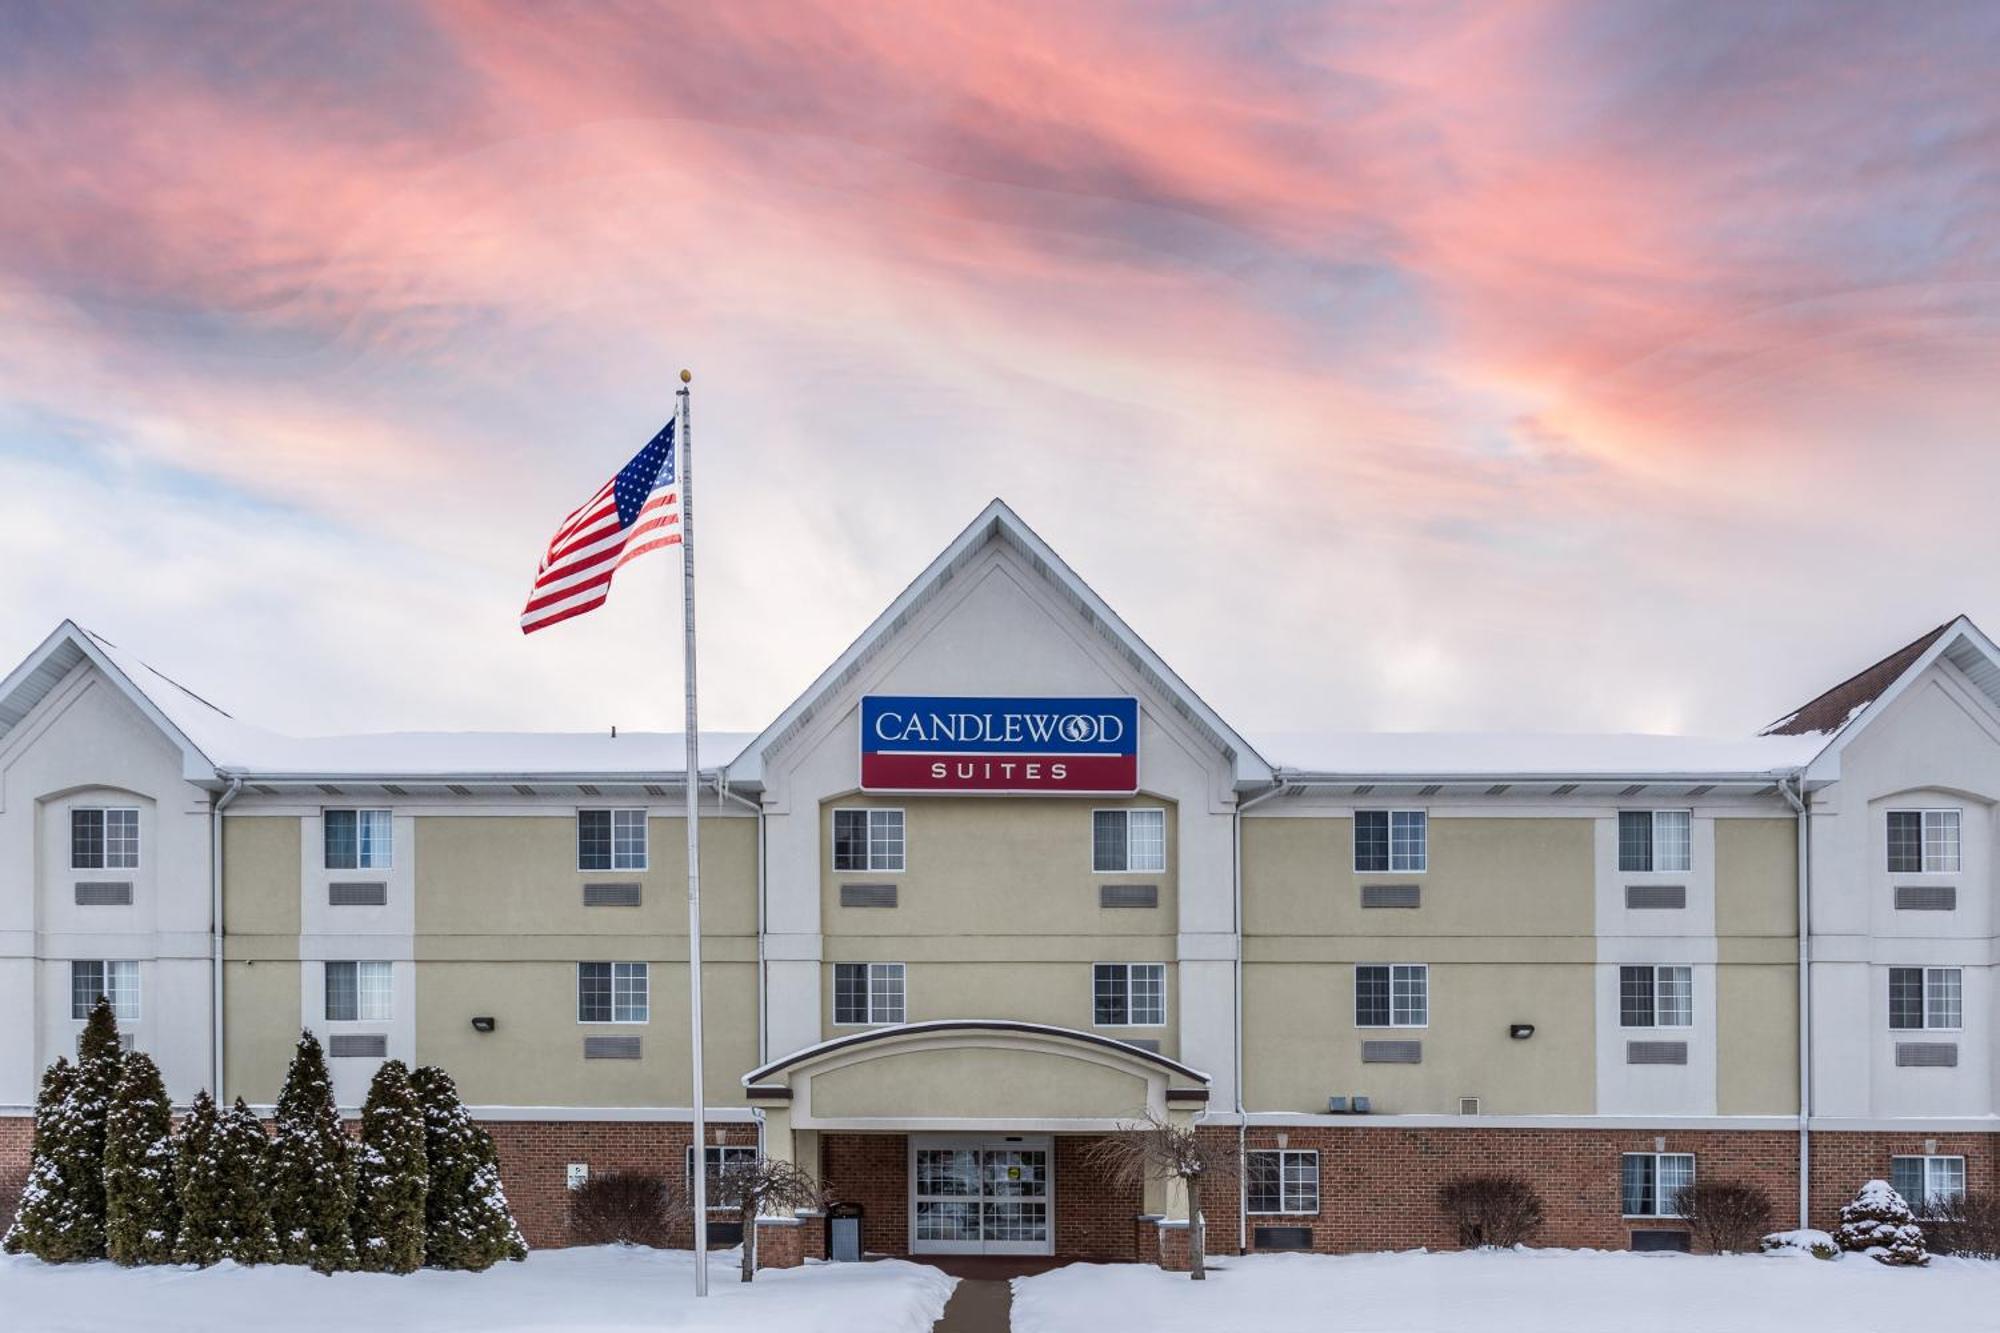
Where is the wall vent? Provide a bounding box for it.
[1099,883,1158,909]
[1351,784,1374,796]
[1485,784,1511,796]
[74,881,133,906]
[1686,784,1714,797]
[577,784,602,797]
[317,784,344,797]
[1417,784,1442,797]
[1626,1041,1688,1065]
[1459,1096,1481,1116]
[585,1035,642,1060]
[513,784,536,797]
[1895,1042,1958,1068]
[1625,884,1686,910]
[583,882,643,908]
[382,784,408,797]
[644,784,669,798]
[1361,1040,1422,1064]
[329,1034,388,1059]
[1894,885,1956,912]
[329,881,388,907]
[1253,1226,1314,1251]
[840,883,898,909]
[1360,883,1420,909]
[1551,783,1578,796]
[446,784,473,797]
[1630,1229,1691,1252]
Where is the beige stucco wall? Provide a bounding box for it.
[223,959,299,1104]
[221,815,301,942]
[1716,963,1799,1114]
[1714,817,1797,938]
[1243,961,1595,1114]
[808,1045,1153,1119]
[821,959,1179,1056]
[413,814,758,938]
[414,959,758,1106]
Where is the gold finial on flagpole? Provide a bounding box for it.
[680,368,691,384]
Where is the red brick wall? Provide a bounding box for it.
[0,1116,30,1224]
[816,1132,909,1258]
[1055,1134,1143,1260]
[1809,1131,1997,1231]
[483,1119,758,1250]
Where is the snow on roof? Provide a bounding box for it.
[1252,730,1826,780]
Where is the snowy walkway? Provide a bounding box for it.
[1011,1248,2000,1333]
[0,1246,956,1333]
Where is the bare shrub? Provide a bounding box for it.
[1672,1181,1773,1253]
[566,1171,673,1248]
[1083,1115,1237,1280]
[1437,1175,1545,1248]
[1922,1192,2000,1259]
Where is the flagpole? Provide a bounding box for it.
[678,369,710,1296]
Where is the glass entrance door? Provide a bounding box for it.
[911,1137,1053,1255]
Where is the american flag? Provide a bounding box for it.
[520,421,681,634]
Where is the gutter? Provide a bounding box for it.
[210,775,244,1098]
[716,775,769,1064]
[1230,778,1288,1253]
[1778,773,1812,1229]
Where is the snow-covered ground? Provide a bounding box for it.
[1011,1248,1999,1333]
[0,1246,955,1333]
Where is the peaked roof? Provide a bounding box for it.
[1793,614,2000,781]
[1763,620,1953,736]
[725,499,1274,788]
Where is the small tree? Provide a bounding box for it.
[691,1155,829,1284]
[264,1031,357,1272]
[351,1061,428,1273]
[409,1065,525,1270]
[7,1000,124,1262]
[568,1171,674,1248]
[104,1052,178,1265]
[2,1057,78,1257]
[1836,1179,1927,1266]
[219,1098,277,1264]
[1438,1175,1546,1248]
[1672,1181,1772,1254]
[1082,1114,1236,1280]
[173,1091,241,1266]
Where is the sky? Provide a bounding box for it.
[1,0,1995,743]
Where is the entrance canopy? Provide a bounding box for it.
[743,1020,1210,1132]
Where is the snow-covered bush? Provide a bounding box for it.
[1672,1181,1773,1254]
[263,1031,357,1272]
[352,1060,428,1274]
[7,1000,124,1262]
[1437,1174,1545,1248]
[3,1057,78,1257]
[1761,1228,1839,1260]
[409,1065,525,1270]
[1920,1191,2000,1259]
[1835,1180,1927,1266]
[173,1090,274,1266]
[568,1171,675,1248]
[104,1052,178,1265]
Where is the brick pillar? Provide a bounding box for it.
[755,1217,807,1270]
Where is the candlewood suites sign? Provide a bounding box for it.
[860,695,1139,793]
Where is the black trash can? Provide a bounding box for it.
[828,1201,863,1262]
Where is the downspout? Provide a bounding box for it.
[717,776,768,1064]
[1231,778,1287,1253]
[1778,773,1811,1230]
[210,775,244,1099]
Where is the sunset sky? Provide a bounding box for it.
[2,1,1995,743]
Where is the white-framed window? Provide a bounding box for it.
[578,809,648,871]
[832,809,905,873]
[1246,1149,1319,1214]
[70,960,140,1022]
[1619,964,1693,1028]
[71,807,140,871]
[1889,966,1962,1031]
[1355,963,1427,1028]
[325,961,392,1022]
[1890,1155,1966,1209]
[1622,1152,1695,1217]
[324,809,393,870]
[578,962,649,1023]
[1093,809,1166,873]
[686,1144,760,1208]
[1619,810,1692,874]
[1887,809,1960,874]
[1355,810,1426,873]
[834,962,906,1025]
[1093,962,1166,1027]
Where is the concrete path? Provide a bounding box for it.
[931,1277,1012,1333]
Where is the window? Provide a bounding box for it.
[1619,965,1693,1028]
[70,807,140,870]
[1622,1153,1695,1217]
[834,962,906,1025]
[324,961,392,1022]
[578,962,649,1023]
[1887,810,1960,874]
[324,809,393,870]
[1619,811,1691,874]
[1093,963,1166,1027]
[578,809,648,871]
[1890,1155,1966,1209]
[1355,964,1428,1028]
[832,809,904,872]
[70,960,140,1022]
[1355,810,1426,873]
[686,1144,760,1207]
[1889,967,1962,1030]
[1246,1149,1320,1215]
[1092,809,1166,873]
